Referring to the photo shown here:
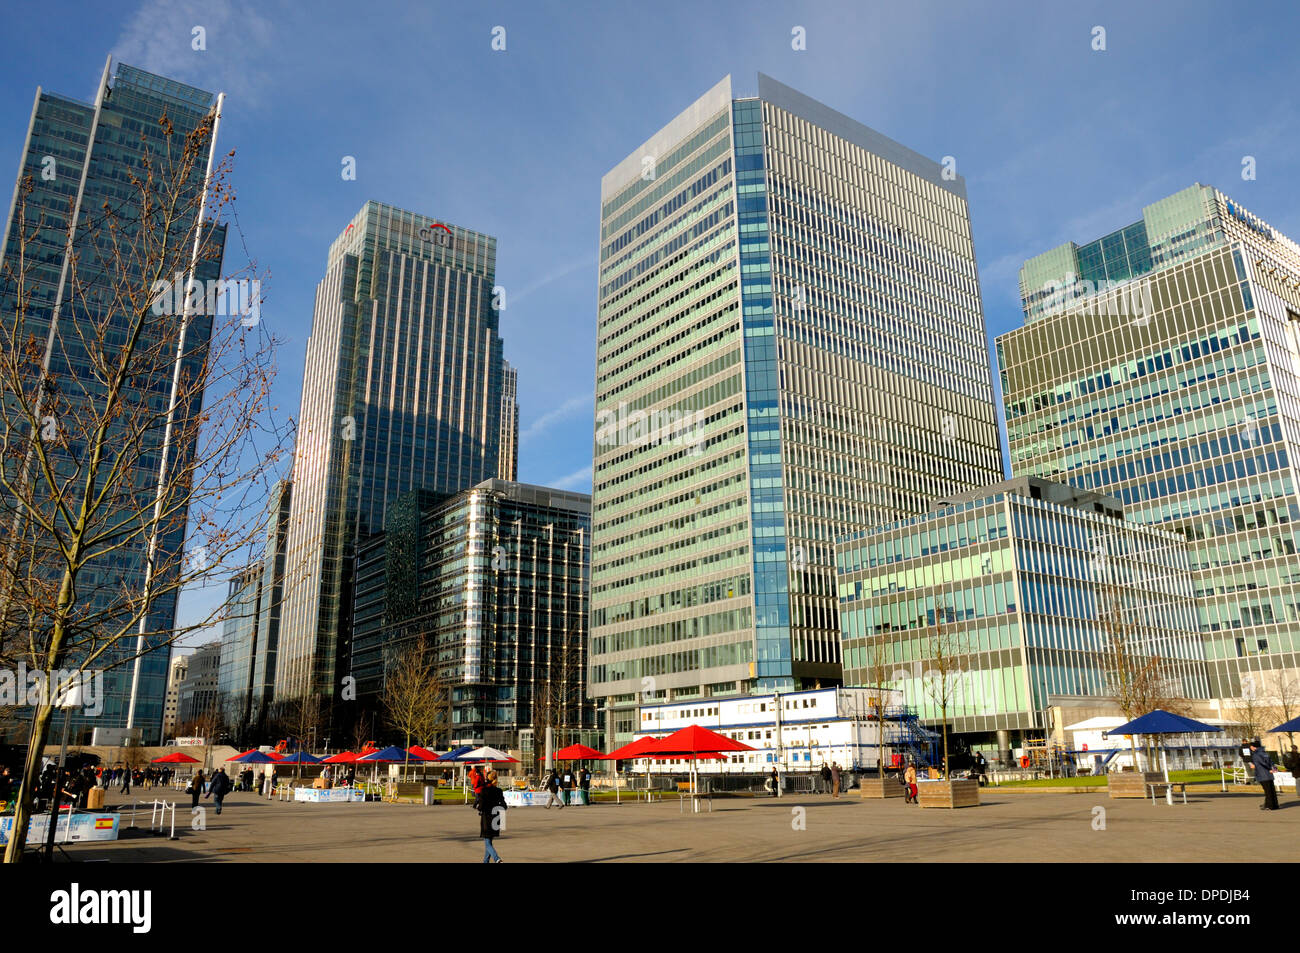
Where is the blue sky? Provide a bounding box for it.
[3,0,1298,646]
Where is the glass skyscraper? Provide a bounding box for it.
[0,59,225,744]
[591,75,1003,748]
[499,360,519,482]
[351,479,596,754]
[275,202,504,707]
[998,184,1300,700]
[836,477,1207,747]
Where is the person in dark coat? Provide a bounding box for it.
[544,768,563,809]
[206,768,232,814]
[1250,739,1279,811]
[475,769,508,863]
[819,763,831,794]
[189,769,205,809]
[768,766,779,797]
[120,765,132,795]
[1283,746,1300,795]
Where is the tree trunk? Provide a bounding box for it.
[4,701,56,864]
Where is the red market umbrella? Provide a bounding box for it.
[408,746,441,762]
[642,725,755,804]
[649,724,754,756]
[321,751,360,763]
[554,743,606,760]
[152,752,199,764]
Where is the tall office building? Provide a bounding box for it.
[499,360,519,481]
[217,564,263,733]
[162,655,189,740]
[591,75,1004,748]
[352,479,596,755]
[0,59,226,744]
[998,184,1300,701]
[276,203,504,706]
[177,642,221,728]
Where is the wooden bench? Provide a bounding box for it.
[1146,781,1187,805]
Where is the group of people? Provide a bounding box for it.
[817,762,844,797]
[541,765,591,807]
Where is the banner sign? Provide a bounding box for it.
[0,811,120,845]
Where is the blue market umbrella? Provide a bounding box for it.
[227,750,279,764]
[276,752,323,764]
[1271,716,1300,734]
[1110,710,1222,778]
[436,745,476,762]
[1111,710,1222,736]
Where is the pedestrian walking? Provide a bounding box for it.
[580,766,591,803]
[189,770,205,809]
[544,768,564,809]
[831,762,842,798]
[120,766,131,795]
[768,766,779,798]
[1283,746,1300,795]
[819,762,831,795]
[1250,739,1280,811]
[475,769,508,863]
[206,767,232,815]
[903,762,918,804]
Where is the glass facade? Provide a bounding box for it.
[591,75,1004,747]
[999,185,1300,699]
[0,60,225,744]
[276,203,505,706]
[351,480,596,748]
[836,479,1206,733]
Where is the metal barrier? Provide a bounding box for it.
[148,799,177,839]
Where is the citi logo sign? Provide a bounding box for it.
[418,222,454,247]
[50,883,151,933]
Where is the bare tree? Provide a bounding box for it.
[922,605,967,779]
[1233,671,1271,744]
[0,104,289,861]
[1098,581,1187,771]
[529,633,586,774]
[382,635,450,777]
[863,637,893,774]
[1266,671,1300,752]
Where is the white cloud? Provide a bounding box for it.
[113,0,277,109]
[546,465,592,491]
[521,393,591,443]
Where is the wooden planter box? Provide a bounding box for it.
[1108,772,1163,798]
[860,776,905,799]
[916,779,980,809]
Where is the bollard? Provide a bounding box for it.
[169,802,177,840]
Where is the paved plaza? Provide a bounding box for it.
[46,786,1297,863]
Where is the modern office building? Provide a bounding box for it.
[0,58,226,744]
[162,655,189,740]
[216,564,264,736]
[351,479,597,755]
[836,477,1208,756]
[276,203,506,708]
[177,642,222,728]
[998,185,1300,701]
[590,74,1004,749]
[499,360,519,482]
[251,480,292,728]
